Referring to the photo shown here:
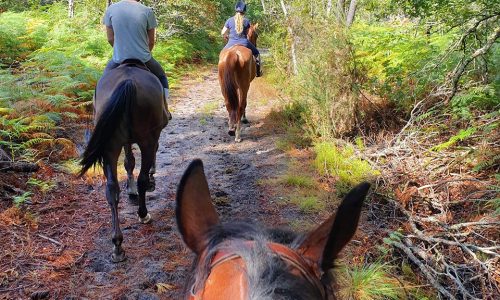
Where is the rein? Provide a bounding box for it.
[190,240,326,300]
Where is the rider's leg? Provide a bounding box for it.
[145,58,170,102]
[145,58,172,119]
[247,43,262,77]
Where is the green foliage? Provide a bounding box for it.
[13,191,32,207]
[451,84,499,119]
[336,263,405,300]
[314,142,378,194]
[27,178,56,193]
[0,11,48,64]
[352,21,455,111]
[430,127,476,151]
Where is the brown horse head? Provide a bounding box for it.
[248,23,259,47]
[176,159,370,299]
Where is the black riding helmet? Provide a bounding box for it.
[235,1,247,13]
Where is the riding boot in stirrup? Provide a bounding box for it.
[255,55,262,77]
[164,88,172,120]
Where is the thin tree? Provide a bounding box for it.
[346,0,357,27]
[280,0,298,75]
[68,0,74,18]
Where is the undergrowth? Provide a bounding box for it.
[314,142,379,195]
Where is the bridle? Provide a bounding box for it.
[189,240,327,300]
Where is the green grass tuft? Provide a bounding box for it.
[337,263,405,300]
[282,174,315,188]
[313,142,378,195]
[290,196,324,213]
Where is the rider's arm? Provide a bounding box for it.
[221,26,228,36]
[148,28,155,51]
[106,26,114,47]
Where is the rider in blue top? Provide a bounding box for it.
[221,1,262,77]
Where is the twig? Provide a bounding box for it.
[37,234,63,247]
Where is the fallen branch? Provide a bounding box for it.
[447,26,500,102]
[390,240,457,299]
[0,161,39,172]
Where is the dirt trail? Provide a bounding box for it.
[70,69,288,299]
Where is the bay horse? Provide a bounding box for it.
[176,159,370,299]
[218,24,259,142]
[79,60,169,262]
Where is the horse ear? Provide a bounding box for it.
[297,182,370,271]
[176,159,220,255]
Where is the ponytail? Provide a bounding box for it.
[234,12,244,35]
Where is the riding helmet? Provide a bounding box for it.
[235,1,247,13]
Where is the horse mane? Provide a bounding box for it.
[187,222,326,300]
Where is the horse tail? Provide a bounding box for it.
[223,52,239,125]
[79,79,135,177]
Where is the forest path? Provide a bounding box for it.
[75,68,288,299]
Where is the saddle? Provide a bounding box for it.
[118,59,150,72]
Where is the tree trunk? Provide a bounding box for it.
[68,0,74,18]
[326,0,333,16]
[280,0,298,75]
[336,0,345,22]
[260,0,266,13]
[346,0,357,27]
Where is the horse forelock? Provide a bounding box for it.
[187,222,327,300]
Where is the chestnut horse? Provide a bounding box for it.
[176,159,370,299]
[218,24,259,142]
[79,60,169,262]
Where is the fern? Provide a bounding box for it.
[430,127,477,151]
[473,153,500,172]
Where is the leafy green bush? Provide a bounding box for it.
[0,12,48,64]
[352,21,455,111]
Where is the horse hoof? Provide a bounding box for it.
[241,118,249,124]
[111,251,126,263]
[235,138,242,143]
[127,194,139,206]
[228,129,235,136]
[138,212,152,224]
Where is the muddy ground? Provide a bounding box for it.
[1,69,324,299]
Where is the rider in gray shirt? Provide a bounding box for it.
[103,0,171,106]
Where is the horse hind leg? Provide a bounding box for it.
[104,149,126,263]
[136,142,156,224]
[227,110,237,136]
[235,89,248,143]
[147,142,159,192]
[124,144,138,205]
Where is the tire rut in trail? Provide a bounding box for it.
[78,68,288,299]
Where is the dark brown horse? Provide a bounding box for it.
[218,24,259,142]
[176,159,370,299]
[79,60,169,262]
